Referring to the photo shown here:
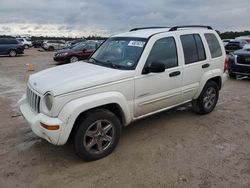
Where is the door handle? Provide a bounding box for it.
[202,63,210,69]
[169,71,181,77]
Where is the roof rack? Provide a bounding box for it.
[169,25,213,31]
[130,27,169,32]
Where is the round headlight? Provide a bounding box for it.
[44,94,53,111]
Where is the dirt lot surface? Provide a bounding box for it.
[0,48,250,188]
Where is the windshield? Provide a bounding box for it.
[72,43,86,50]
[89,37,147,70]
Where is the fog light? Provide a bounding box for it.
[40,123,59,130]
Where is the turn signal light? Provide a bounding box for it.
[40,123,59,130]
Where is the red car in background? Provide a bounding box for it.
[53,41,102,64]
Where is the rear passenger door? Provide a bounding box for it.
[179,33,210,102]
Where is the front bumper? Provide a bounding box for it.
[18,95,64,145]
[53,55,69,63]
[228,63,250,76]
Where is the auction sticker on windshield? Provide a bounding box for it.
[128,41,145,47]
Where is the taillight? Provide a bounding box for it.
[224,57,229,73]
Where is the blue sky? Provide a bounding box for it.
[0,0,249,37]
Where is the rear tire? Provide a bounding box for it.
[192,81,219,114]
[9,50,17,57]
[74,109,121,161]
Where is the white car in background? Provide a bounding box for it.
[42,40,66,51]
[243,44,250,50]
[222,39,233,46]
[17,38,32,49]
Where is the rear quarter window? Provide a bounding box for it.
[204,33,222,58]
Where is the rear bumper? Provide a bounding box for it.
[16,48,24,54]
[18,95,64,145]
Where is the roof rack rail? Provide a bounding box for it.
[169,25,213,31]
[130,27,169,32]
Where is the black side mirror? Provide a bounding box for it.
[143,62,165,74]
[82,48,87,52]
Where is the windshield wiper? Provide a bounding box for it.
[105,60,121,69]
[89,57,102,64]
[89,58,121,69]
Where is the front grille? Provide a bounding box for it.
[26,86,40,113]
[237,56,250,65]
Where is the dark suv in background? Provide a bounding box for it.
[54,41,102,63]
[228,46,250,78]
[0,38,24,57]
[225,40,247,54]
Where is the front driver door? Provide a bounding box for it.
[134,36,183,117]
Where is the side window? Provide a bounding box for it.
[204,33,222,58]
[180,34,206,64]
[146,37,178,69]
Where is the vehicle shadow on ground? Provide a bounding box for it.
[236,76,250,81]
[26,103,194,165]
[0,54,28,58]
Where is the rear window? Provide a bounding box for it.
[180,34,206,64]
[205,33,222,58]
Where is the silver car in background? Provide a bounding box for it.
[42,40,66,51]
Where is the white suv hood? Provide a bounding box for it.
[29,62,134,96]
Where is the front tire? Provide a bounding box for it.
[192,81,219,114]
[74,109,121,161]
[70,56,79,63]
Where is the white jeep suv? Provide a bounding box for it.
[18,25,227,161]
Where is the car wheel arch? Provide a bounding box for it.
[57,92,131,145]
[69,103,126,141]
[194,70,223,99]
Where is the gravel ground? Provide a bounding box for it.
[0,49,250,188]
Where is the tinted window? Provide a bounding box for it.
[0,38,18,44]
[205,33,222,58]
[194,35,206,60]
[146,37,178,69]
[72,43,86,50]
[181,34,206,64]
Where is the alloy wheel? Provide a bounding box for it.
[83,120,115,154]
[203,87,216,110]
